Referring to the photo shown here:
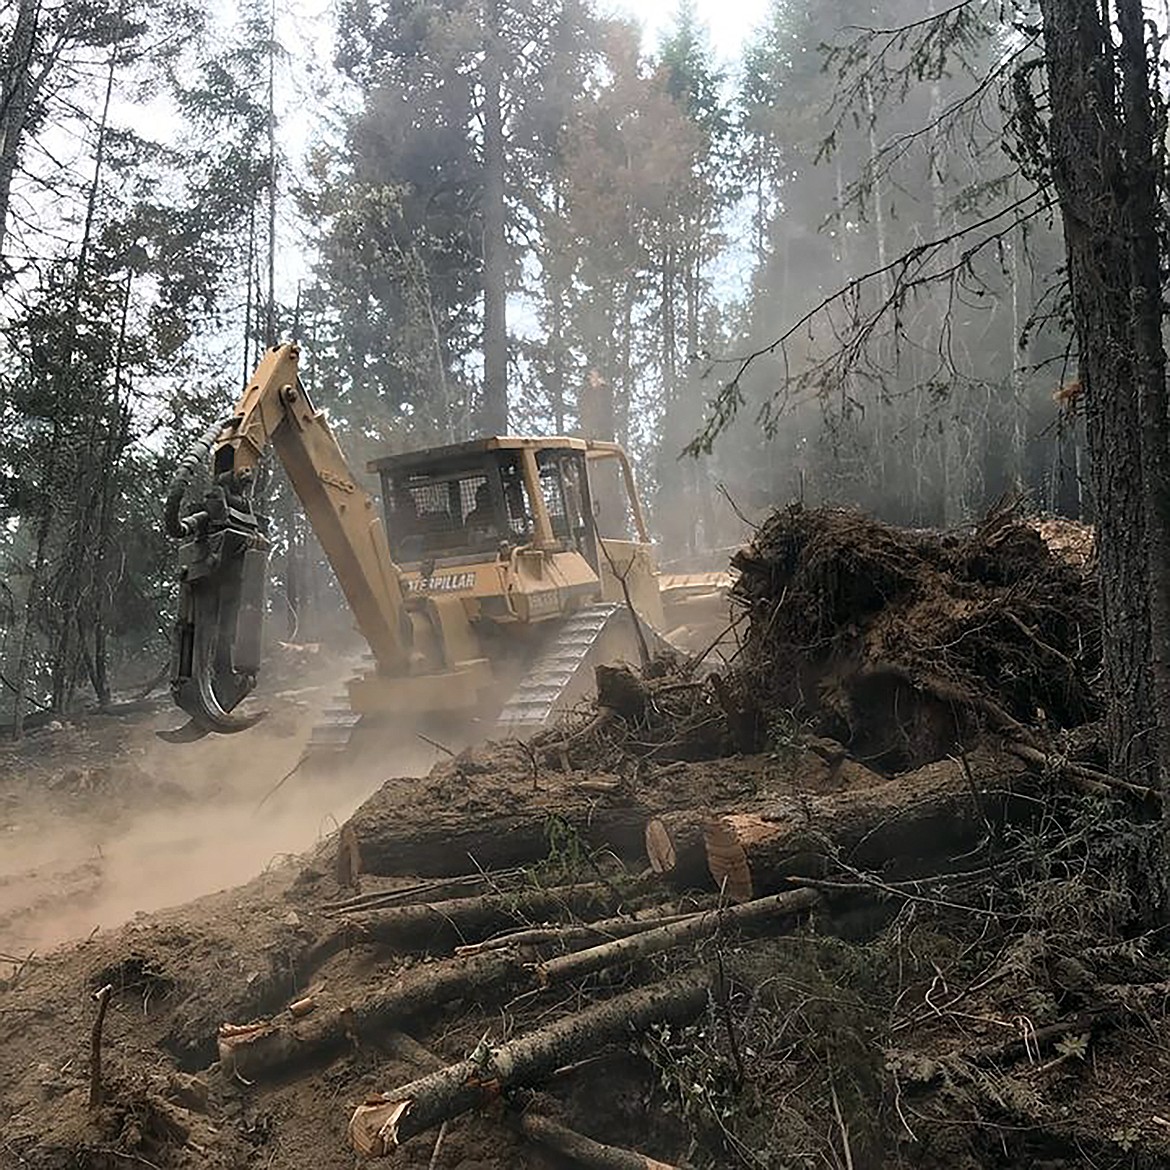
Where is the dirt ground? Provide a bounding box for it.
[0,650,444,958]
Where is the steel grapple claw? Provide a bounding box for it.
[166,475,271,737]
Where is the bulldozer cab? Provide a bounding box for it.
[371,438,627,569]
[370,437,666,626]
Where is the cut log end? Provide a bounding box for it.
[702,816,753,903]
[349,1097,410,1158]
[645,818,676,873]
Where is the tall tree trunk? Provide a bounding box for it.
[265,0,277,347]
[243,194,256,384]
[1116,0,1170,788]
[481,0,508,434]
[1039,0,1156,781]
[617,276,635,448]
[1009,208,1026,492]
[48,5,124,713]
[90,274,133,709]
[864,71,891,493]
[9,513,49,738]
[0,0,40,268]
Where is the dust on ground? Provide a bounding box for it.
[0,648,444,958]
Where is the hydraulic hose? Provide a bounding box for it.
[165,418,227,538]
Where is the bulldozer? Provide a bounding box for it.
[161,344,730,756]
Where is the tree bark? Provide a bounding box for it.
[348,966,715,1155]
[1038,0,1156,782]
[1115,0,1170,791]
[655,751,1031,897]
[0,0,42,268]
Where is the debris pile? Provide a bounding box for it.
[728,502,1100,769]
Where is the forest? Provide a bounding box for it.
[8,0,1170,1166]
[0,0,1087,730]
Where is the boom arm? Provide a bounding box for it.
[166,344,413,737]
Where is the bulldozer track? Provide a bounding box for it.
[497,603,664,736]
[303,604,664,758]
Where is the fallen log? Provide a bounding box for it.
[658,750,1032,898]
[454,898,718,957]
[342,881,645,952]
[348,965,716,1155]
[343,763,764,877]
[218,951,529,1082]
[221,888,795,1082]
[535,889,820,987]
[322,869,527,914]
[515,1110,680,1170]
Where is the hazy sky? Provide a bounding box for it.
[605,0,771,61]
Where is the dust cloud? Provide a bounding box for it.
[0,679,445,957]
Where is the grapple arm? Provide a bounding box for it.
[162,343,413,740]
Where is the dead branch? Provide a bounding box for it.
[534,889,820,987]
[1003,740,1154,801]
[341,881,648,951]
[453,900,718,957]
[514,1109,681,1170]
[218,950,529,1082]
[348,965,716,1155]
[89,983,113,1108]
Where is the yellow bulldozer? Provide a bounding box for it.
[161,344,730,755]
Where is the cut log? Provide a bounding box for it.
[385,1032,676,1167]
[535,889,819,987]
[218,951,529,1082]
[515,1110,680,1170]
[659,750,1033,898]
[220,888,762,1083]
[645,811,708,885]
[343,765,764,878]
[348,965,715,1155]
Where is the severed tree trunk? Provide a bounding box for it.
[343,766,763,877]
[653,751,1031,897]
[349,966,715,1155]
[646,810,708,885]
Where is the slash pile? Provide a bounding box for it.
[726,501,1100,770]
